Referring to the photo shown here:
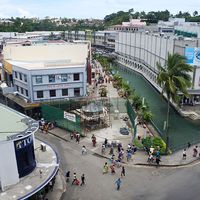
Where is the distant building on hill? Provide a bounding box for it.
[108,19,146,32]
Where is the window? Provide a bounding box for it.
[49,90,56,97]
[73,73,80,81]
[24,75,27,82]
[16,85,19,92]
[49,75,55,83]
[37,91,43,98]
[19,73,22,80]
[15,71,18,79]
[20,87,24,94]
[62,89,68,96]
[25,90,28,96]
[61,74,68,82]
[36,76,42,84]
[74,88,80,97]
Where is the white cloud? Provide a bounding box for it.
[17,8,34,18]
[0,0,200,19]
[0,0,35,18]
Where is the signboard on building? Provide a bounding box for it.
[64,111,76,122]
[15,135,33,150]
[185,47,200,65]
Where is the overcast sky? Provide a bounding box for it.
[0,0,200,19]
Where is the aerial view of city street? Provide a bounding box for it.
[1,0,200,200]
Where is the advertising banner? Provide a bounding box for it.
[185,47,200,65]
[64,111,76,122]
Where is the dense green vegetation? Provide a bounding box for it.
[0,17,104,32]
[104,9,200,27]
[1,9,200,32]
[142,136,167,155]
[96,55,153,123]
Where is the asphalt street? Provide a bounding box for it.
[36,132,200,200]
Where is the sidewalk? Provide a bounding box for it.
[43,61,200,168]
[44,64,200,167]
[45,127,200,167]
[44,170,66,200]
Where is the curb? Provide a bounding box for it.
[45,130,200,168]
[134,158,200,168]
[47,130,70,143]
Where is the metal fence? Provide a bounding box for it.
[41,104,81,134]
[41,97,127,136]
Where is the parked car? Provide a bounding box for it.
[120,127,129,135]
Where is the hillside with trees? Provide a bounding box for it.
[1,9,200,32]
[104,9,200,27]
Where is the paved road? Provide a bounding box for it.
[37,132,200,200]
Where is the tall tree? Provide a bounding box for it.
[193,11,198,17]
[157,53,193,152]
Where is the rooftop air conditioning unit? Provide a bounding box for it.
[40,143,46,152]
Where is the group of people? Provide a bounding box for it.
[66,171,85,186]
[39,119,55,134]
[103,162,125,190]
[117,142,137,162]
[101,139,137,164]
[147,146,161,165]
[103,162,125,176]
[182,143,200,159]
[70,130,81,144]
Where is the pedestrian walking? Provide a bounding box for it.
[80,174,85,186]
[183,149,187,160]
[39,169,43,178]
[117,143,122,153]
[109,145,114,155]
[115,178,122,190]
[70,132,74,140]
[156,150,160,158]
[110,165,116,174]
[49,181,53,191]
[147,154,154,163]
[82,146,87,155]
[72,173,77,185]
[156,157,161,166]
[103,162,109,174]
[121,166,125,177]
[193,146,198,157]
[126,151,132,162]
[187,142,191,149]
[101,144,106,155]
[150,146,154,155]
[91,134,96,147]
[104,138,108,147]
[76,133,80,144]
[66,171,70,182]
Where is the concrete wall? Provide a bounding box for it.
[115,32,200,92]
[194,67,200,90]
[115,32,175,72]
[0,141,19,191]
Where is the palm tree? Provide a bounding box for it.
[157,53,193,152]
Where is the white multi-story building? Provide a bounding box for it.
[3,42,89,103]
[115,32,200,104]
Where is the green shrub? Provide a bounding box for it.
[141,111,153,122]
[142,136,152,150]
[142,136,166,155]
[134,138,143,149]
[152,137,166,154]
